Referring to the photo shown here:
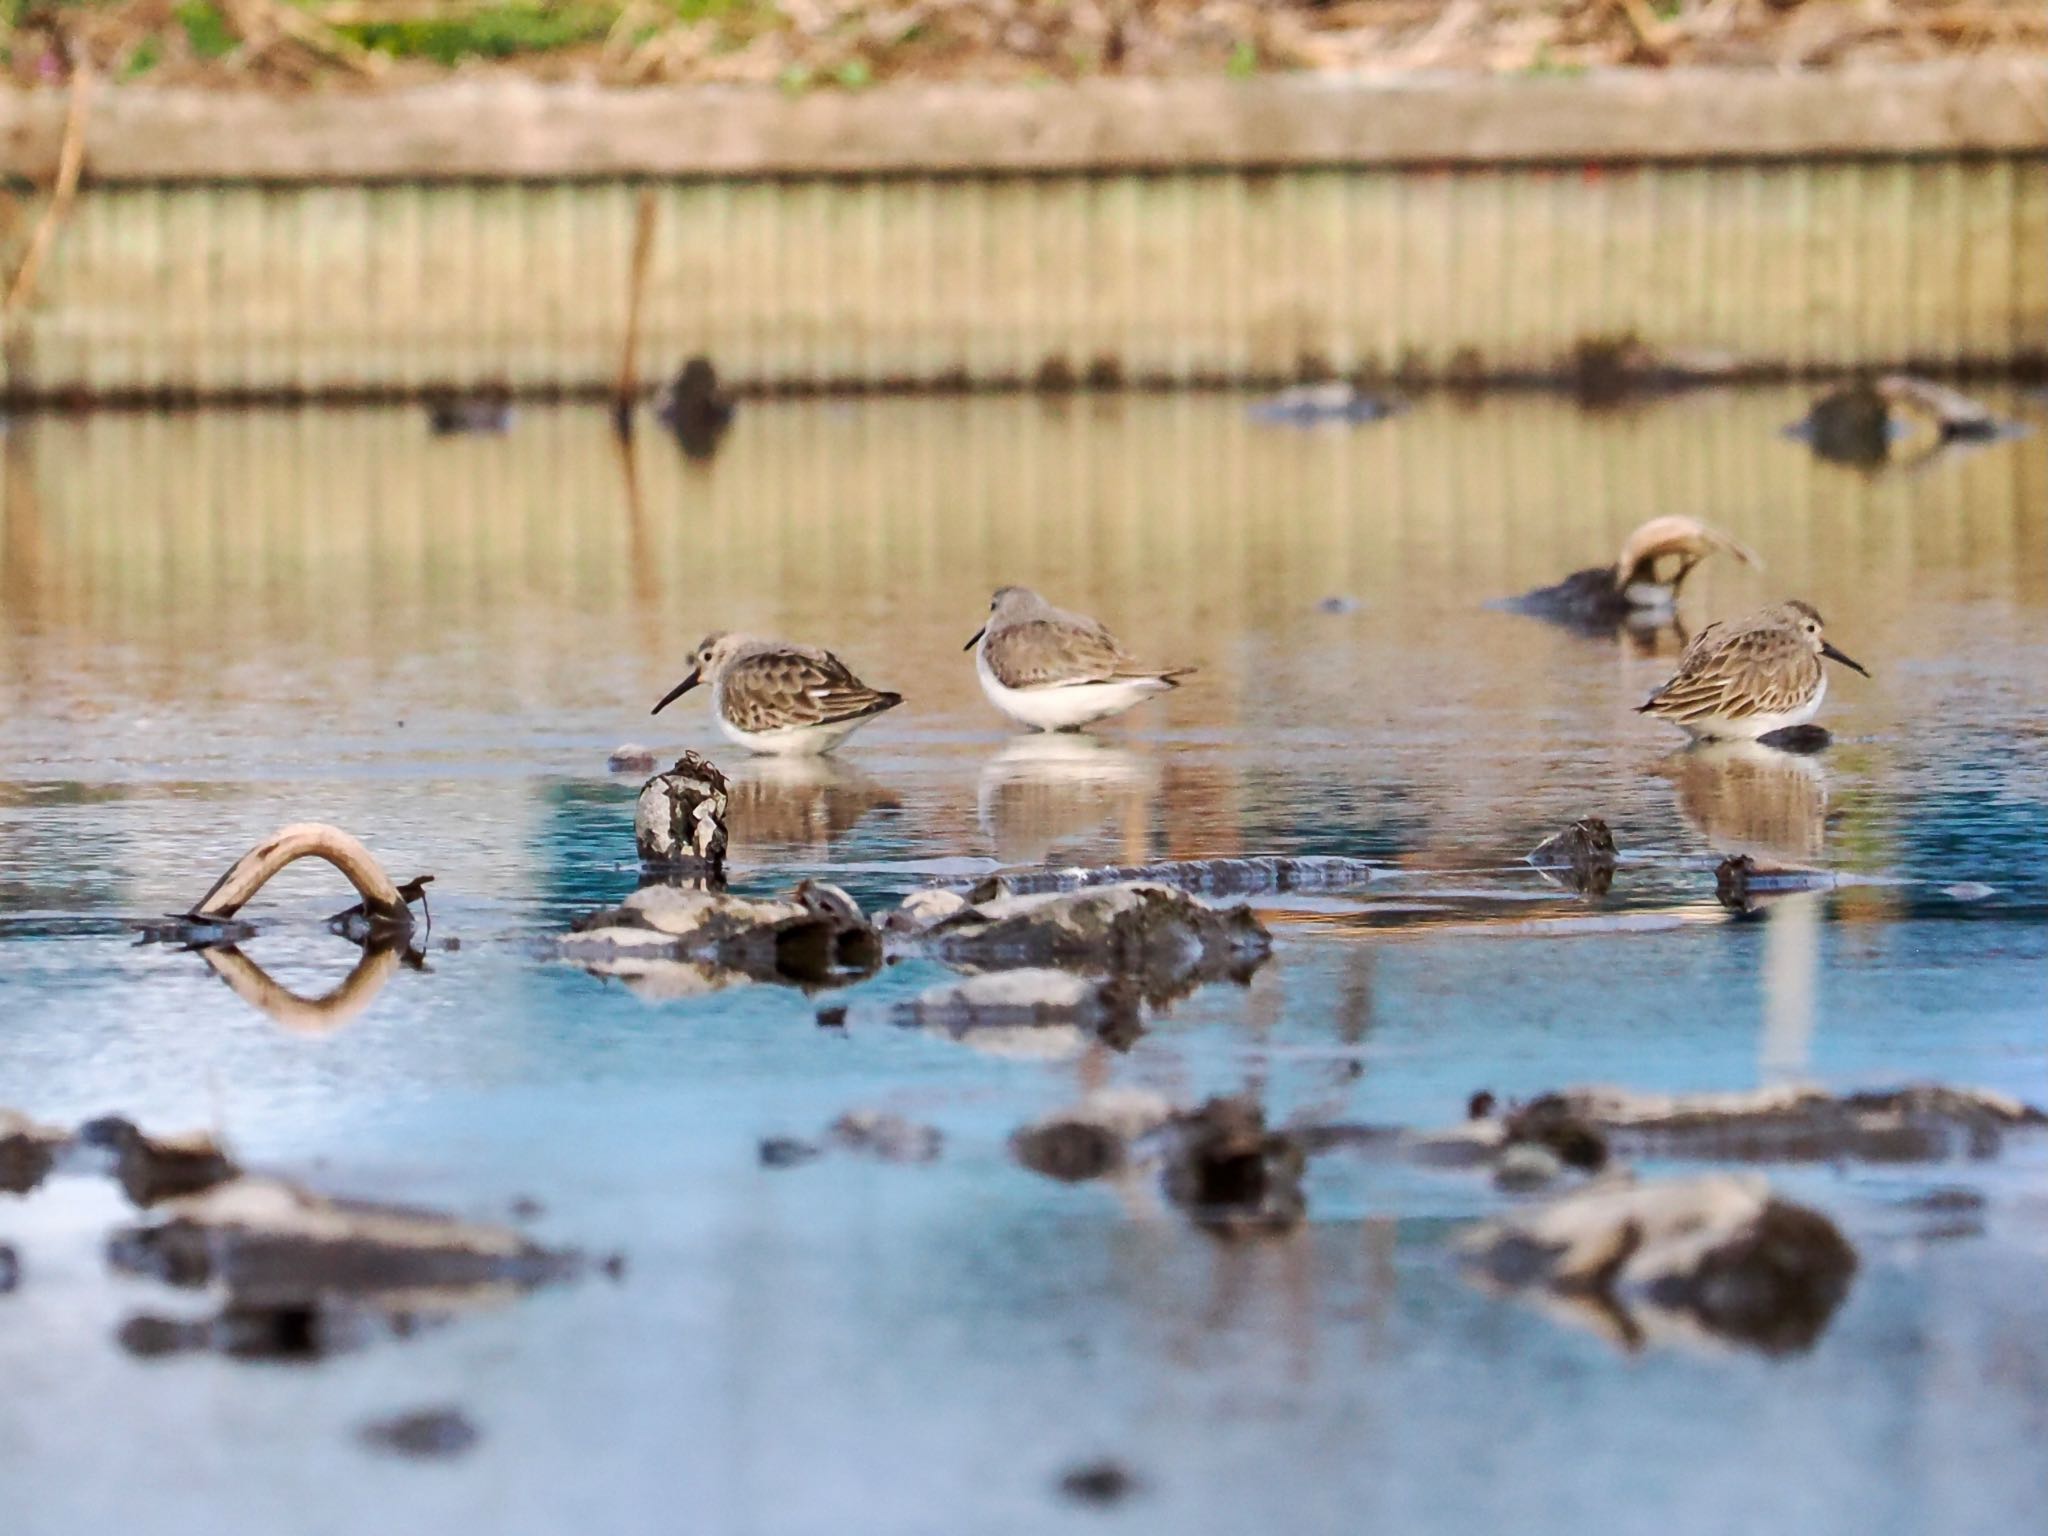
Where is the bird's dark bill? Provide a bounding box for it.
[650,670,701,714]
[962,625,987,652]
[1820,641,1870,677]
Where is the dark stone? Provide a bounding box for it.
[634,752,730,871]
[1162,1097,1306,1236]
[656,357,735,462]
[1501,1096,1610,1172]
[0,1129,56,1195]
[1467,1090,1497,1121]
[1790,381,1891,466]
[0,1244,18,1294]
[1643,1198,1858,1355]
[1012,1121,1124,1183]
[1756,724,1832,754]
[359,1407,481,1460]
[425,394,514,437]
[1527,817,1618,896]
[1058,1459,1141,1506]
[758,1136,822,1169]
[78,1116,240,1207]
[815,1005,848,1029]
[1716,855,1757,913]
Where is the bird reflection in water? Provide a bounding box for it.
[724,757,901,858]
[1659,738,1830,864]
[976,734,1157,866]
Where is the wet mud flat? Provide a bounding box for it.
[2,390,2046,1534]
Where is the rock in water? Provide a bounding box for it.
[919,880,1270,1001]
[635,753,730,870]
[560,880,881,990]
[0,1109,64,1194]
[75,1117,240,1206]
[1527,817,1618,895]
[1460,1173,1857,1353]
[1161,1096,1307,1236]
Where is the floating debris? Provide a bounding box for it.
[75,1117,239,1207]
[1460,1173,1857,1354]
[1503,516,1758,633]
[1248,381,1404,426]
[634,752,730,872]
[656,357,735,462]
[1716,854,1842,913]
[828,1111,943,1164]
[1057,1459,1143,1507]
[920,880,1270,1002]
[0,1109,64,1194]
[1161,1096,1307,1237]
[561,879,880,993]
[1526,816,1618,896]
[1788,375,2018,467]
[607,743,660,775]
[901,969,1143,1054]
[1517,1084,2046,1164]
[359,1407,481,1460]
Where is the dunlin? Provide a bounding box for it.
[651,632,902,757]
[1636,600,1868,741]
[964,587,1192,732]
[1510,515,1758,628]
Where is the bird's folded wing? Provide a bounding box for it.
[985,619,1146,689]
[724,651,897,731]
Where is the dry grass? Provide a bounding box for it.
[4,0,2045,91]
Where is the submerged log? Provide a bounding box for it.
[1460,1174,1857,1354]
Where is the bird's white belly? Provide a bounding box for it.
[715,709,869,757]
[975,649,1167,731]
[1685,677,1826,741]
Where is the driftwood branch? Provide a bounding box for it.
[4,65,93,322]
[187,822,420,929]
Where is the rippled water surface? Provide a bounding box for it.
[3,390,2045,1535]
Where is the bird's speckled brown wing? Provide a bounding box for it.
[984,618,1156,689]
[1639,619,1819,724]
[721,649,901,732]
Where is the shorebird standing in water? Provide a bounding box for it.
[1637,600,1868,741]
[1507,515,1758,630]
[651,633,902,757]
[965,586,1193,732]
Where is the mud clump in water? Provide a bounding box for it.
[1058,1458,1142,1506]
[77,1117,240,1207]
[0,1110,63,1194]
[1163,1096,1307,1236]
[359,1406,481,1460]
[1527,817,1619,895]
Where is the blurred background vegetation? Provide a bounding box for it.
[0,0,2041,89]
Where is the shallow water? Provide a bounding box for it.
[2,389,2045,1535]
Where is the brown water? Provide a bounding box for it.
[1,390,2045,1535]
